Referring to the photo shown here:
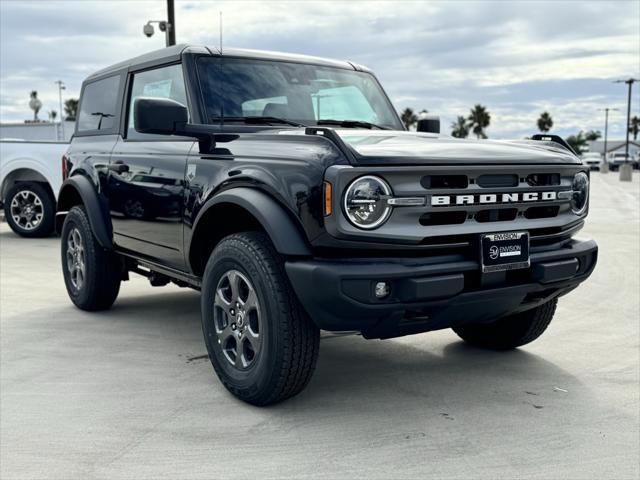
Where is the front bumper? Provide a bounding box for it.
[285,238,597,339]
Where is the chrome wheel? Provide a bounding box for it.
[213,270,261,369]
[10,190,44,231]
[66,227,86,290]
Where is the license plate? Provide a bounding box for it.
[480,231,530,273]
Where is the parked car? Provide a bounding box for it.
[56,45,597,405]
[581,152,603,171]
[607,151,637,171]
[0,140,67,236]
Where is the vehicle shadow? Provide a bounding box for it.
[0,228,56,243]
[55,289,581,416]
[279,333,582,415]
[111,288,201,321]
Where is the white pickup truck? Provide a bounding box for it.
[0,140,68,237]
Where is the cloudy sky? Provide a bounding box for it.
[1,0,638,139]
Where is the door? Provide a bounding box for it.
[107,63,194,269]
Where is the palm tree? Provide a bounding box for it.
[400,108,418,130]
[629,116,639,141]
[536,112,553,132]
[585,130,602,141]
[468,104,491,139]
[451,116,469,138]
[565,131,588,155]
[48,110,57,122]
[29,91,42,121]
[64,98,79,121]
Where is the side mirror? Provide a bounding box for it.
[133,98,239,153]
[416,115,440,134]
[134,97,188,135]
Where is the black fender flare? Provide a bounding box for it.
[56,175,113,249]
[192,187,312,257]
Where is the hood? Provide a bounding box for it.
[333,130,580,166]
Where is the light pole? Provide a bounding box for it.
[598,107,619,173]
[613,78,639,181]
[54,80,65,140]
[167,0,176,46]
[143,0,175,47]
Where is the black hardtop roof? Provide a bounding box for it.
[86,44,364,81]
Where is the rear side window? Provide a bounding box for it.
[77,75,121,133]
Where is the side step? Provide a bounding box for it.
[119,252,202,289]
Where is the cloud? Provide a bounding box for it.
[1,0,638,138]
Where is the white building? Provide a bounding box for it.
[587,140,640,159]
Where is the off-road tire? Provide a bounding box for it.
[4,182,55,238]
[453,298,558,350]
[61,206,121,311]
[201,232,320,406]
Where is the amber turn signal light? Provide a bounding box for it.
[323,181,332,216]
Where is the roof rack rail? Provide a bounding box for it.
[531,134,577,155]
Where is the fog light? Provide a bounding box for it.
[374,281,390,299]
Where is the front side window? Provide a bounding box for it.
[127,63,188,140]
[77,75,121,133]
[197,57,402,130]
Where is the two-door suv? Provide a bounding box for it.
[57,45,597,405]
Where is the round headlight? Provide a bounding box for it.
[343,175,392,229]
[571,172,589,215]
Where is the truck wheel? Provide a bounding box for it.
[453,298,558,350]
[60,206,121,311]
[201,232,320,406]
[4,182,55,238]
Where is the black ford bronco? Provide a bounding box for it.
[57,45,597,405]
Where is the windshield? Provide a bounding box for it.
[197,57,403,130]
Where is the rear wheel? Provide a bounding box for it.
[201,232,320,406]
[4,182,55,237]
[453,298,558,350]
[61,206,122,311]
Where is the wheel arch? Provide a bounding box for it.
[55,175,113,249]
[1,167,55,203]
[188,187,312,277]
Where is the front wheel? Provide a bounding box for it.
[201,232,320,406]
[453,298,558,350]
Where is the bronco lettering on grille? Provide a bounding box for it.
[430,191,558,206]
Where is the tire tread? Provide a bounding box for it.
[204,232,319,405]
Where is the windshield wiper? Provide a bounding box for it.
[316,119,390,130]
[211,116,306,127]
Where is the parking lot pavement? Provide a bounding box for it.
[1,172,638,480]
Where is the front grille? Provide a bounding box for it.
[475,208,518,223]
[476,174,518,188]
[524,205,559,219]
[419,211,467,226]
[409,167,578,233]
[326,164,586,251]
[421,174,468,189]
[526,173,561,186]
